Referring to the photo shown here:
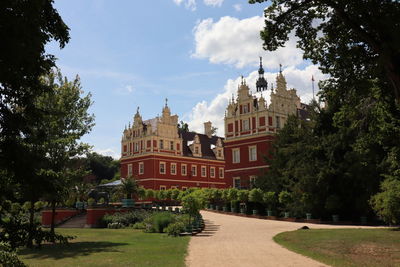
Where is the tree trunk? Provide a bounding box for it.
[27,199,35,248]
[50,199,56,243]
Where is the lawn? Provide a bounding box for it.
[18,228,190,267]
[274,228,400,267]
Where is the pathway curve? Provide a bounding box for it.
[186,210,375,267]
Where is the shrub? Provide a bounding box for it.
[237,190,249,202]
[249,188,263,203]
[371,178,400,225]
[0,242,26,267]
[165,222,185,236]
[263,191,277,210]
[87,198,95,206]
[100,210,153,228]
[107,222,124,229]
[131,222,146,229]
[151,212,175,233]
[279,191,292,210]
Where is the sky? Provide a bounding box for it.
[46,0,327,159]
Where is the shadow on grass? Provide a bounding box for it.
[19,241,129,260]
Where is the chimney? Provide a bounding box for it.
[204,121,212,138]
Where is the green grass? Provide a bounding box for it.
[18,228,190,267]
[274,228,400,267]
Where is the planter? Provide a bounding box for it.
[332,214,339,222]
[174,207,180,213]
[266,210,273,217]
[306,213,312,220]
[121,199,134,208]
[284,212,290,218]
[240,208,246,214]
[210,204,214,210]
[215,205,220,211]
[360,216,367,224]
[252,210,258,215]
[168,207,173,212]
[231,207,238,213]
[222,207,228,212]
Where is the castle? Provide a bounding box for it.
[120,59,305,190]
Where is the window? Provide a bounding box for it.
[233,177,241,189]
[171,163,177,175]
[139,162,144,174]
[194,146,199,154]
[191,165,197,176]
[181,164,187,176]
[159,140,164,149]
[159,162,166,174]
[276,116,281,129]
[171,186,177,189]
[134,142,138,152]
[232,148,240,163]
[250,176,257,189]
[170,141,174,150]
[219,168,224,178]
[128,164,132,177]
[249,146,257,161]
[218,150,222,158]
[210,167,215,178]
[243,119,250,131]
[160,185,166,190]
[182,187,188,191]
[243,104,248,113]
[201,166,207,177]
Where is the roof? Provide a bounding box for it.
[97,179,122,187]
[179,130,224,160]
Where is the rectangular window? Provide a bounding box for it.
[195,146,199,154]
[159,140,164,149]
[233,177,241,189]
[243,119,250,131]
[276,116,281,129]
[218,150,222,158]
[219,168,224,178]
[128,164,132,177]
[249,146,257,161]
[134,142,138,152]
[191,165,197,176]
[210,167,215,178]
[250,176,257,189]
[139,162,144,175]
[159,162,166,174]
[181,164,187,176]
[201,166,206,177]
[171,186,177,189]
[171,163,177,175]
[147,140,151,148]
[233,148,240,163]
[160,185,166,190]
[259,117,266,127]
[228,123,233,132]
[243,104,248,114]
[182,187,188,191]
[170,141,174,150]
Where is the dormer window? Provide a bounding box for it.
[195,146,199,154]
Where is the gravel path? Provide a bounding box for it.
[186,210,374,267]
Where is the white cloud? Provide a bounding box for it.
[233,4,242,11]
[184,65,328,136]
[192,16,304,68]
[114,84,135,95]
[173,0,196,11]
[204,0,224,7]
[94,148,120,159]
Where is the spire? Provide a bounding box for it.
[279,63,282,73]
[256,56,268,92]
[165,97,168,107]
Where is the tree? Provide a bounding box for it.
[249,0,400,103]
[86,152,119,183]
[0,0,70,182]
[371,178,400,225]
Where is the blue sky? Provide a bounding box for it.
[47,0,325,159]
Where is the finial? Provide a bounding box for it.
[165,97,168,107]
[271,83,274,92]
[259,56,262,67]
[136,106,140,114]
[128,122,131,128]
[241,75,244,85]
[232,93,234,102]
[279,63,282,73]
[243,78,246,85]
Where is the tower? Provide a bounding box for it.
[256,57,268,92]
